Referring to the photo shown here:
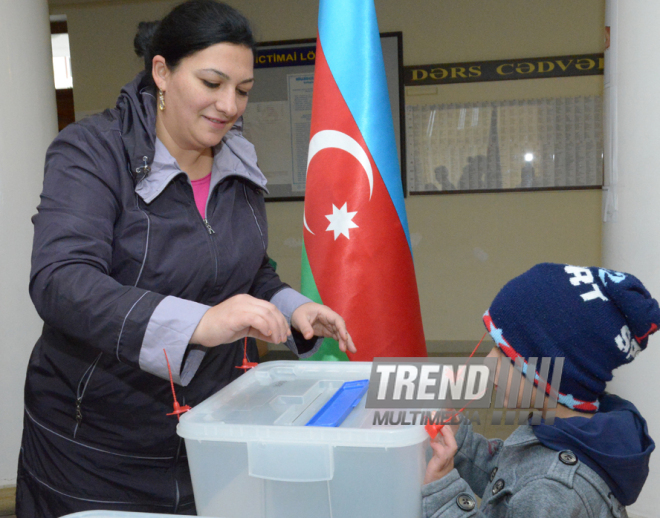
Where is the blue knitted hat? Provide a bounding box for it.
[483,263,660,412]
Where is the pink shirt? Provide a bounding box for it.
[190,173,212,219]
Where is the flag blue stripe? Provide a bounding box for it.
[318,0,411,250]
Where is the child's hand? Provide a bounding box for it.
[424,424,458,484]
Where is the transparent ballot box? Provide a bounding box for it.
[176,361,428,518]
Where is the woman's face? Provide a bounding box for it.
[153,42,254,152]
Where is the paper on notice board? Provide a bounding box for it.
[243,101,292,186]
[288,73,315,192]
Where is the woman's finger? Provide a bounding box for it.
[246,307,290,344]
[250,299,290,341]
[296,312,315,340]
[315,310,347,339]
[337,330,357,353]
[290,303,356,354]
[244,311,278,342]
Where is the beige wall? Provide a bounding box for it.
[49,0,606,343]
[50,0,179,117]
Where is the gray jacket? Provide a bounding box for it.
[422,422,626,518]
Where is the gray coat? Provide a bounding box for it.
[422,422,626,518]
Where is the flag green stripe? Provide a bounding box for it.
[301,238,323,304]
[301,238,348,361]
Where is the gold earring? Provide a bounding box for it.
[158,89,165,111]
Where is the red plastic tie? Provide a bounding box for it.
[235,336,258,371]
[425,331,488,439]
[164,349,191,420]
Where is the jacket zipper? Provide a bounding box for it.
[243,184,266,251]
[184,179,218,285]
[74,353,103,438]
[203,218,215,235]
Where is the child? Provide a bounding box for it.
[423,263,656,517]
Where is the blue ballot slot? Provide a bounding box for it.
[305,379,370,427]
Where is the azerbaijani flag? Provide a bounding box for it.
[301,0,427,361]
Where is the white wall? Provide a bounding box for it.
[603,1,660,516]
[0,0,58,485]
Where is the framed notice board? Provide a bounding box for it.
[403,54,604,195]
[243,33,405,201]
[406,96,604,193]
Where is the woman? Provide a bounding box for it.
[17,1,355,516]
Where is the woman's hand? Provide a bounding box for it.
[424,425,458,485]
[290,302,357,354]
[191,294,291,347]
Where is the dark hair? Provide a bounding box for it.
[134,0,256,87]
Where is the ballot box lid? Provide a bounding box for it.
[176,360,425,448]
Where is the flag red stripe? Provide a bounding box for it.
[304,40,426,359]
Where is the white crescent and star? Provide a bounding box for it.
[325,203,358,240]
[303,130,373,239]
